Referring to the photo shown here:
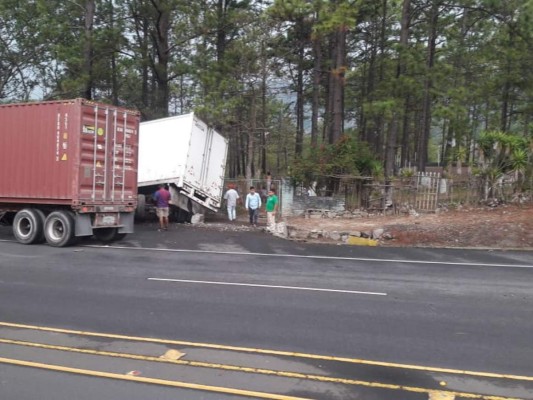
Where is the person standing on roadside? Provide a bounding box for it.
[154,184,171,231]
[265,188,279,232]
[266,171,272,191]
[223,184,240,221]
[245,186,261,227]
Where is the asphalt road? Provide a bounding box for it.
[0,221,532,400]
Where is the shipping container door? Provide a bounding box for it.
[203,129,228,201]
[79,104,138,204]
[186,117,209,191]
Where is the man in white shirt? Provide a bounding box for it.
[223,185,240,221]
[245,186,261,227]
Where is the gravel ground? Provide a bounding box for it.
[203,204,533,249]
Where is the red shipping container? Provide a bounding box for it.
[0,98,140,245]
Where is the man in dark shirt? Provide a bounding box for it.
[154,184,171,231]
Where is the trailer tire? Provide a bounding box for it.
[135,194,146,220]
[44,210,75,247]
[94,228,126,243]
[114,233,127,241]
[13,208,46,244]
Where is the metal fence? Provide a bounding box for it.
[346,172,532,213]
[358,173,532,213]
[414,172,441,211]
[227,174,532,217]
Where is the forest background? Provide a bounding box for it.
[1,0,532,198]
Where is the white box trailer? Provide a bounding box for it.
[137,113,228,219]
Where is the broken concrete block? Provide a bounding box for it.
[191,213,205,224]
[372,228,384,239]
[329,231,341,241]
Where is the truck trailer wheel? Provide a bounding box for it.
[44,211,75,247]
[13,208,46,244]
[94,228,126,243]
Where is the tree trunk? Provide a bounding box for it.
[443,123,454,170]
[324,34,333,143]
[500,73,511,133]
[151,0,170,118]
[82,0,95,100]
[134,5,150,116]
[400,97,411,168]
[376,0,388,163]
[417,1,439,172]
[246,88,257,180]
[107,0,119,105]
[397,0,410,78]
[384,0,409,204]
[294,20,305,158]
[329,25,346,144]
[384,116,398,206]
[311,32,321,148]
[216,0,227,62]
[364,28,378,150]
[261,43,268,174]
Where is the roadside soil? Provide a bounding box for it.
[284,204,533,249]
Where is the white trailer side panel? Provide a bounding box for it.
[204,127,229,202]
[185,117,209,190]
[185,117,228,204]
[138,114,193,186]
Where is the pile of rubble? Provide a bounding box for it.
[283,223,392,245]
[279,208,401,245]
[301,206,420,219]
[198,202,533,248]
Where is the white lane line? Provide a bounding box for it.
[148,278,387,296]
[0,239,530,269]
[84,244,533,269]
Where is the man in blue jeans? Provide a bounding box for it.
[245,186,261,227]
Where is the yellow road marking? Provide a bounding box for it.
[429,392,455,400]
[160,349,185,360]
[0,321,531,384]
[0,356,310,400]
[0,337,522,400]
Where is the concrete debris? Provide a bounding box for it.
[272,221,288,238]
[190,213,205,224]
[275,223,392,245]
[329,231,341,241]
[198,210,399,245]
[195,203,533,248]
[372,228,385,239]
[188,222,257,232]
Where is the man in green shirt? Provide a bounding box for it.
[265,188,278,232]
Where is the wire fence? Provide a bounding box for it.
[298,173,533,213]
[225,174,532,217]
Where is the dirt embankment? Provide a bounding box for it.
[285,204,533,249]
